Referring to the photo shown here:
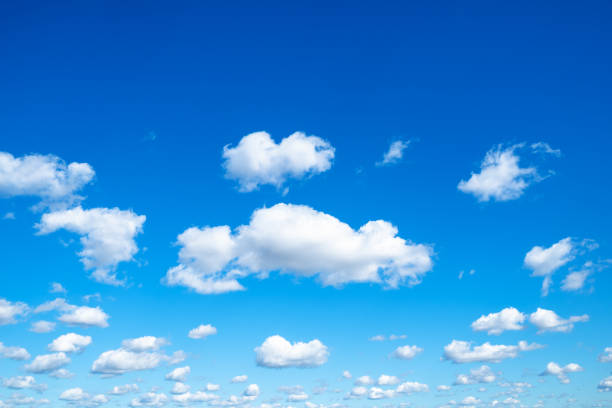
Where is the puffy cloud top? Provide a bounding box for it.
[471,307,526,335]
[255,335,329,368]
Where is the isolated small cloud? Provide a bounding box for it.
[392,345,423,360]
[471,307,526,335]
[395,381,429,394]
[231,375,248,383]
[222,131,335,192]
[48,333,92,353]
[598,376,612,392]
[598,347,612,363]
[50,282,67,294]
[540,362,583,383]
[255,335,329,368]
[59,305,110,328]
[377,140,410,166]
[188,324,217,339]
[524,237,575,296]
[166,366,190,382]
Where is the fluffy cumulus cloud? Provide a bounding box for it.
[48,333,92,353]
[377,375,400,386]
[2,376,46,392]
[255,335,329,368]
[34,298,110,328]
[231,375,248,383]
[395,381,429,394]
[443,340,542,363]
[59,387,89,401]
[91,340,185,376]
[173,391,218,405]
[457,144,549,202]
[0,298,29,325]
[36,206,146,285]
[25,352,70,373]
[391,345,423,360]
[0,152,95,209]
[561,268,591,292]
[471,307,526,335]
[528,308,588,333]
[30,320,56,333]
[164,203,433,294]
[109,384,140,395]
[130,392,168,407]
[598,376,612,392]
[165,366,190,382]
[188,324,217,339]
[598,347,612,363]
[524,237,575,296]
[0,342,30,360]
[122,336,169,352]
[454,365,496,385]
[540,362,583,383]
[222,131,335,192]
[377,140,410,166]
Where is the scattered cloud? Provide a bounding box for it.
[231,375,248,383]
[0,298,29,325]
[540,362,583,383]
[376,140,410,166]
[109,384,140,395]
[222,131,334,192]
[255,335,329,368]
[528,308,588,333]
[391,345,423,360]
[524,237,575,296]
[2,376,47,392]
[598,376,612,392]
[471,307,526,335]
[454,365,496,385]
[36,206,146,285]
[33,298,110,328]
[598,347,612,363]
[164,203,433,294]
[443,340,542,363]
[166,366,190,382]
[25,352,70,374]
[50,282,67,294]
[91,340,185,376]
[129,392,169,407]
[48,333,92,353]
[122,336,169,352]
[0,342,31,360]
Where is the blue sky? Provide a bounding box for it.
[0,1,611,408]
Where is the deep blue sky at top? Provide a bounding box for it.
[0,1,611,405]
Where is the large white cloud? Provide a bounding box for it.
[443,340,542,363]
[25,352,70,373]
[458,144,543,202]
[0,298,29,325]
[164,203,433,294]
[524,238,574,296]
[255,335,329,368]
[471,307,526,335]
[528,308,588,333]
[36,206,146,285]
[0,152,94,209]
[0,342,30,361]
[48,333,92,353]
[222,131,335,192]
[540,362,583,384]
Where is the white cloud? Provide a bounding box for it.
[243,384,260,397]
[437,385,451,391]
[471,307,526,335]
[30,321,56,333]
[395,381,429,394]
[130,392,168,407]
[60,387,89,401]
[0,152,95,209]
[173,391,218,405]
[367,387,395,400]
[0,342,30,360]
[391,345,423,360]
[598,376,612,392]
[109,384,140,395]
[0,298,29,325]
[355,376,374,386]
[377,375,400,386]
[165,366,190,382]
[531,142,561,157]
[49,368,74,379]
[458,144,541,202]
[2,376,46,392]
[48,333,92,353]
[36,206,146,285]
[188,324,217,339]
[342,370,352,379]
[206,383,220,391]
[34,298,72,313]
[524,237,575,296]
[50,282,67,294]
[171,382,190,394]
[164,203,433,294]
[255,335,329,368]
[561,270,590,291]
[349,386,367,398]
[443,340,542,363]
[287,392,308,402]
[528,308,588,333]
[377,140,410,166]
[25,352,70,373]
[231,375,248,383]
[58,305,110,328]
[454,366,496,385]
[91,344,185,376]
[540,362,583,383]
[598,347,612,363]
[122,336,169,352]
[222,131,335,192]
[461,396,481,405]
